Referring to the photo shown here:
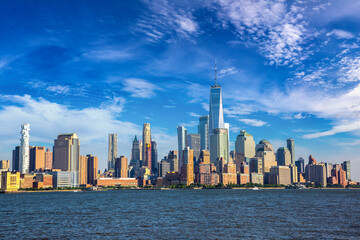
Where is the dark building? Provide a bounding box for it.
[12,146,21,171]
[151,141,158,176]
[295,157,305,173]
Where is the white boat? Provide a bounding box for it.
[252,187,259,190]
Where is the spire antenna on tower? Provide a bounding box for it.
[215,59,217,86]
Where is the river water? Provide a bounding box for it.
[1,189,359,239]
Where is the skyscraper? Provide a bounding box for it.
[144,143,152,173]
[45,148,53,170]
[276,147,291,166]
[208,63,228,165]
[198,115,209,150]
[115,156,128,178]
[87,154,98,185]
[142,123,151,163]
[53,133,80,187]
[151,141,158,175]
[210,128,229,164]
[181,146,194,186]
[235,130,255,163]
[341,161,351,180]
[108,133,118,170]
[187,133,201,161]
[255,140,277,173]
[20,124,30,173]
[30,146,45,171]
[12,146,21,171]
[295,157,305,173]
[79,155,87,185]
[287,139,295,165]
[131,135,141,161]
[177,126,187,171]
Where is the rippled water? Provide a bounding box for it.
[1,189,359,239]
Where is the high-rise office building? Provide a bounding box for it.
[235,130,255,164]
[289,164,298,183]
[324,162,333,178]
[187,133,201,161]
[295,157,305,173]
[20,124,30,173]
[30,146,45,171]
[115,156,128,178]
[144,143,152,173]
[53,133,80,187]
[210,128,229,164]
[269,166,291,185]
[79,155,87,185]
[199,150,210,164]
[276,147,291,166]
[87,155,98,185]
[198,115,209,150]
[167,150,178,172]
[151,141,158,175]
[341,161,351,180]
[45,148,53,170]
[177,126,187,171]
[142,123,151,163]
[158,159,171,178]
[255,140,277,173]
[131,136,141,161]
[181,146,194,186]
[287,138,295,165]
[12,146,21,171]
[108,134,118,170]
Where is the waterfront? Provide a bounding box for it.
[1,189,359,239]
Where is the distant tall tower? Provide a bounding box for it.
[144,143,152,173]
[209,62,227,163]
[235,130,255,163]
[276,147,291,166]
[287,138,295,165]
[142,123,151,163]
[20,124,30,174]
[151,141,158,175]
[53,133,80,186]
[198,115,209,150]
[177,126,187,171]
[108,134,118,170]
[131,135,141,161]
[210,128,229,164]
[187,133,201,161]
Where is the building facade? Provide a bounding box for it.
[286,138,295,165]
[53,133,80,187]
[177,126,187,171]
[108,133,118,171]
[198,115,209,150]
[20,124,30,173]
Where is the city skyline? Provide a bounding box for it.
[0,1,360,180]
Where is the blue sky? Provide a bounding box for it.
[0,0,360,180]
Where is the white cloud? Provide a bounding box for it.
[46,85,70,94]
[327,29,355,39]
[218,67,238,78]
[84,49,130,61]
[238,118,267,127]
[339,56,360,83]
[188,112,201,118]
[122,78,161,98]
[216,0,317,66]
[179,120,198,128]
[136,0,199,43]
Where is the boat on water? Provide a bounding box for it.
[252,187,259,190]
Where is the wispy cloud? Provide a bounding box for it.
[135,0,199,43]
[83,49,131,61]
[216,0,319,66]
[188,112,200,118]
[218,67,238,78]
[122,78,161,98]
[327,29,355,39]
[238,118,267,127]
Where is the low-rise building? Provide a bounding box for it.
[96,178,138,187]
[1,171,20,191]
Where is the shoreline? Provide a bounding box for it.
[1,187,359,193]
